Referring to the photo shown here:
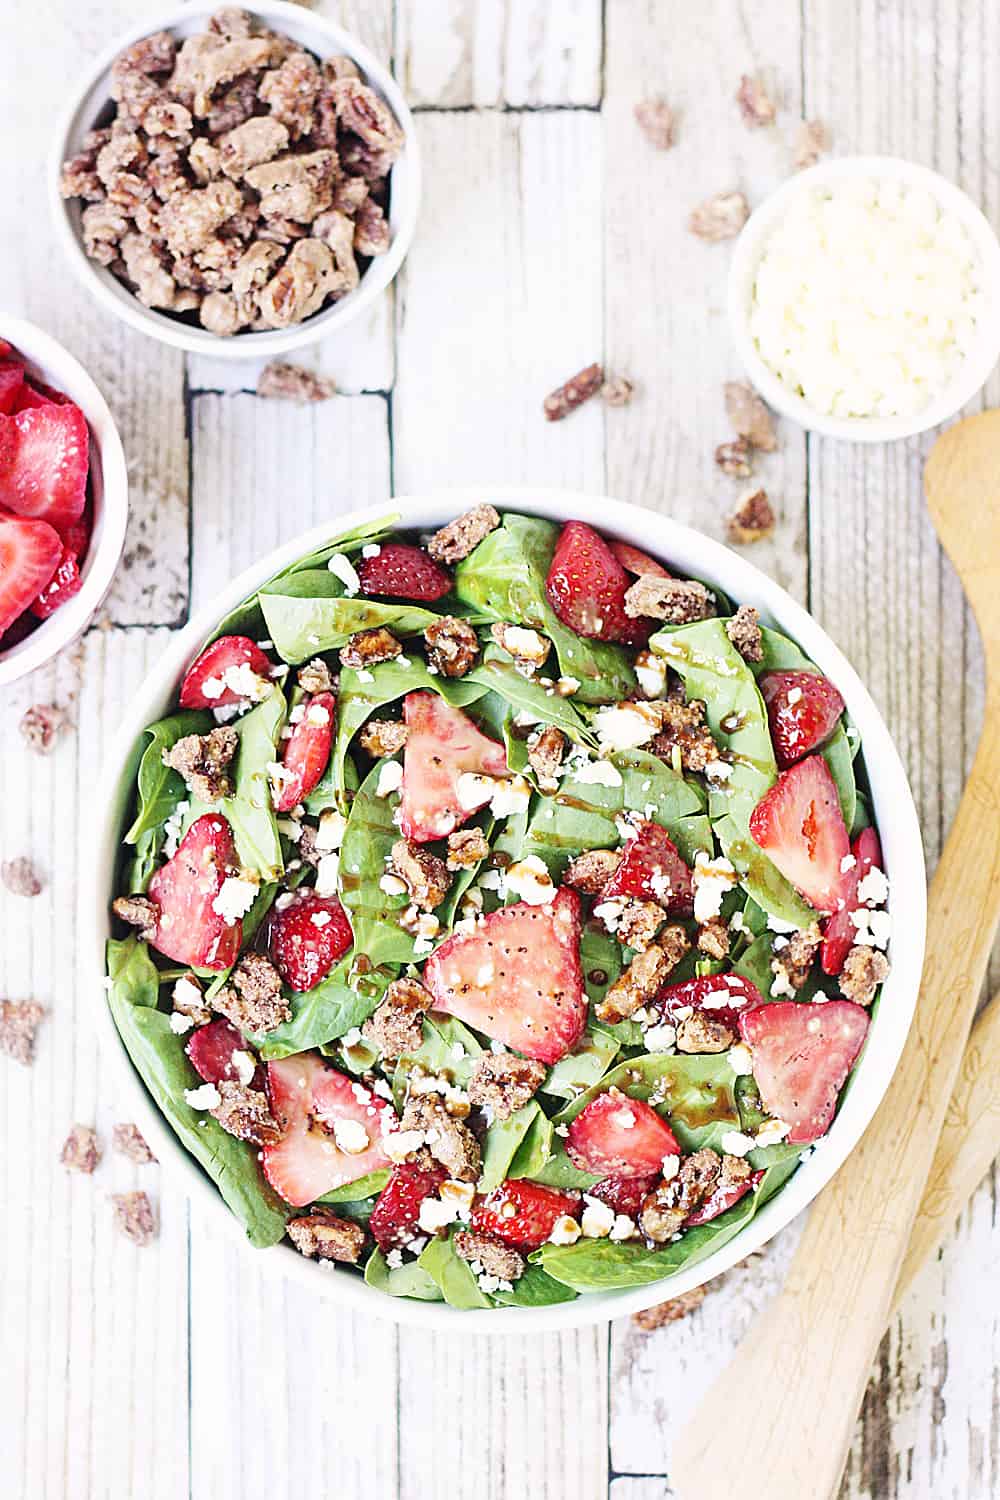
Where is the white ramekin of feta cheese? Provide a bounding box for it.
[728,156,1000,441]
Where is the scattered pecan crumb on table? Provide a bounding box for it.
[601,375,634,407]
[111,1190,157,1246]
[736,74,776,128]
[257,361,336,402]
[0,1000,46,1065]
[689,192,749,241]
[794,119,830,169]
[113,1122,157,1163]
[60,1124,102,1174]
[633,1285,709,1328]
[543,362,604,421]
[715,435,753,477]
[724,382,777,450]
[20,704,69,754]
[727,488,776,545]
[2,857,44,897]
[634,97,676,150]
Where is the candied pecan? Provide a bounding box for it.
[601,376,634,407]
[617,900,666,954]
[211,1079,281,1145]
[353,198,389,256]
[107,172,155,217]
[20,703,70,754]
[60,1124,102,1174]
[255,359,335,404]
[427,504,501,564]
[339,134,396,182]
[245,149,335,221]
[2,857,43,898]
[259,51,321,138]
[206,71,260,133]
[0,1000,46,1065]
[218,116,290,178]
[633,1287,708,1328]
[726,604,764,664]
[209,8,255,41]
[311,208,360,290]
[60,153,104,202]
[490,621,551,674]
[330,76,404,158]
[597,929,689,1024]
[446,828,490,870]
[689,191,749,241]
[623,575,714,623]
[146,148,189,202]
[715,435,753,477]
[120,232,178,308]
[771,923,823,994]
[332,175,369,217]
[145,99,194,147]
[340,626,402,669]
[564,848,621,896]
[194,234,245,286]
[468,1054,546,1122]
[640,1149,739,1242]
[111,1190,156,1246]
[179,37,274,118]
[96,127,147,187]
[297,657,336,693]
[696,917,730,960]
[527,725,567,792]
[200,290,253,335]
[187,138,222,184]
[454,1229,524,1281]
[287,1210,365,1263]
[159,178,242,256]
[257,237,340,327]
[840,945,890,1006]
[389,839,451,911]
[162,725,238,802]
[794,119,830,169]
[676,1011,736,1054]
[649,697,719,773]
[115,72,162,131]
[231,240,284,299]
[634,97,675,150]
[82,202,130,264]
[736,74,776,128]
[400,1094,480,1182]
[727,488,776,545]
[214,952,290,1033]
[424,616,479,678]
[323,54,361,83]
[112,894,160,942]
[725,382,777,451]
[110,32,176,98]
[362,976,429,1058]
[543,362,604,422]
[358,719,408,757]
[113,1123,156,1164]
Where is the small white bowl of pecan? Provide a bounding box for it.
[50,3,420,357]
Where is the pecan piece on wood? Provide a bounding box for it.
[543,362,604,422]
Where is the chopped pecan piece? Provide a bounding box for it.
[640,1149,746,1242]
[794,119,830,169]
[689,192,749,241]
[597,927,689,1024]
[616,899,666,953]
[467,1054,546,1122]
[490,621,551,674]
[112,894,161,942]
[427,503,501,563]
[527,725,567,791]
[696,917,730,960]
[2,857,43,898]
[172,975,211,1027]
[258,361,336,403]
[187,138,222,183]
[258,51,320,138]
[214,952,290,1033]
[311,208,360,290]
[564,848,621,896]
[839,945,890,1006]
[113,1123,156,1164]
[446,828,490,870]
[453,1229,524,1282]
[340,626,402,670]
[211,1079,282,1145]
[330,76,405,158]
[771,924,823,994]
[358,718,408,757]
[725,604,764,664]
[725,383,777,451]
[354,198,390,256]
[601,375,634,407]
[297,657,336,693]
[424,615,479,678]
[288,1210,365,1263]
[727,488,776,545]
[634,97,675,150]
[0,1000,46,1065]
[362,976,430,1058]
[111,1190,157,1246]
[162,725,239,803]
[218,115,289,178]
[736,74,776,128]
[633,1287,708,1327]
[623,576,715,623]
[110,31,176,94]
[543,362,604,422]
[388,840,451,911]
[20,703,69,754]
[715,436,753,477]
[400,1093,481,1182]
[649,698,720,773]
[200,290,253,336]
[60,1124,102,1174]
[258,237,340,327]
[675,1012,736,1054]
[159,179,243,257]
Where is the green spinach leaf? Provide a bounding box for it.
[260,572,444,665]
[250,956,390,1059]
[338,760,415,964]
[417,1233,494,1309]
[364,1247,444,1301]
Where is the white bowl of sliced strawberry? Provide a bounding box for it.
[0,318,128,682]
[93,491,925,1328]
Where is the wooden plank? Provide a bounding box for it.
[397,0,602,107]
[2,627,189,1500]
[609,1480,674,1500]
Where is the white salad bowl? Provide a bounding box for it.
[91,488,926,1330]
[49,0,421,359]
[0,316,128,686]
[728,155,1000,442]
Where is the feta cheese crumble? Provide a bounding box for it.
[593,701,661,752]
[327,552,361,595]
[184,1082,222,1110]
[375,759,404,798]
[211,874,259,925]
[691,852,738,922]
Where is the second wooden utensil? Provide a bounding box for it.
[671,409,1000,1500]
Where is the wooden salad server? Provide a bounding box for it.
[671,409,1000,1500]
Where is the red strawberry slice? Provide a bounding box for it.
[566,1087,679,1177]
[357,542,452,602]
[0,361,25,415]
[608,540,671,579]
[545,519,649,646]
[654,972,764,1034]
[399,690,508,842]
[273,691,335,813]
[267,891,353,992]
[685,1167,763,1226]
[601,819,694,915]
[62,499,92,560]
[588,1172,660,1217]
[179,634,273,710]
[369,1160,450,1250]
[0,403,89,533]
[470,1179,582,1252]
[748,754,851,914]
[820,826,884,976]
[759,669,846,767]
[186,1017,263,1088]
[11,381,61,413]
[738,999,870,1144]
[263,1052,393,1206]
[424,886,586,1063]
[146,813,242,971]
[30,544,82,619]
[0,513,62,634]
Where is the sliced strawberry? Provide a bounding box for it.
[186,1017,263,1089]
[399,690,508,842]
[608,540,671,579]
[654,972,765,1034]
[601,819,694,915]
[273,691,335,813]
[470,1179,582,1252]
[820,826,884,976]
[748,754,851,914]
[369,1160,450,1250]
[424,886,586,1063]
[545,520,649,646]
[685,1166,763,1226]
[0,513,62,633]
[0,361,25,415]
[588,1172,660,1218]
[566,1086,679,1178]
[759,669,846,767]
[11,381,59,413]
[179,634,273,710]
[738,999,870,1144]
[267,891,353,992]
[30,544,82,619]
[0,610,38,651]
[263,1052,393,1207]
[0,404,89,533]
[357,542,452,602]
[62,500,92,560]
[146,813,242,970]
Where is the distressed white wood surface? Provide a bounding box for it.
[3,1,1000,1498]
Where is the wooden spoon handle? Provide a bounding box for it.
[670,708,1000,1500]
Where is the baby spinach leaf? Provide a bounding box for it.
[492,1264,578,1307]
[464,647,594,745]
[260,573,444,665]
[319,1170,390,1203]
[542,1025,621,1101]
[199,686,287,883]
[479,1103,541,1191]
[124,710,212,847]
[417,1234,494,1309]
[281,514,401,577]
[364,1247,444,1301]
[731,930,777,997]
[390,1015,484,1106]
[338,761,415,965]
[754,625,855,828]
[106,938,289,1248]
[532,1141,600,1191]
[553,1050,741,1153]
[251,956,390,1059]
[508,1106,554,1179]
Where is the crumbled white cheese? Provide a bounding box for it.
[311,910,332,929]
[857,865,889,907]
[691,852,738,922]
[580,1195,616,1238]
[499,625,549,664]
[383,1128,426,1161]
[548,1214,582,1246]
[417,1196,458,1233]
[355,669,374,684]
[754,1117,790,1148]
[316,808,347,851]
[457,771,497,811]
[211,874,259,925]
[379,873,408,897]
[704,759,733,783]
[504,855,556,906]
[609,1214,637,1242]
[643,1023,678,1054]
[490,774,532,818]
[728,1042,754,1076]
[375,760,403,798]
[411,911,440,954]
[386,1248,404,1269]
[184,1082,221,1110]
[634,654,668,699]
[661,1153,680,1180]
[840,853,857,874]
[277,817,302,843]
[766,912,799,934]
[573,758,623,788]
[333,1118,370,1155]
[327,552,361,595]
[362,544,381,559]
[555,677,580,697]
[770,963,797,999]
[306,702,331,726]
[850,906,891,949]
[719,1129,755,1158]
[314,853,341,897]
[230,1049,256,1087]
[593,701,661,752]
[169,1010,195,1035]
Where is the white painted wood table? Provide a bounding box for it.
[4,2,1000,1496]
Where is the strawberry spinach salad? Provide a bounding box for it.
[107,504,891,1308]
